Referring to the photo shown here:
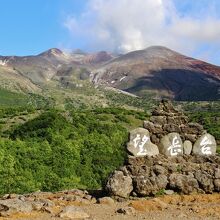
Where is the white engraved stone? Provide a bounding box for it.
[193,133,216,156]
[159,133,183,156]
[127,128,159,157]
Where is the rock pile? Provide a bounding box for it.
[127,100,217,157]
[106,154,220,197]
[106,100,219,197]
[145,100,204,144]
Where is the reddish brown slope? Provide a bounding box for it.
[92,46,220,101]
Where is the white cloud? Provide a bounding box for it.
[64,0,220,64]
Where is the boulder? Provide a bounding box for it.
[134,174,168,196]
[188,123,204,135]
[163,124,181,133]
[106,171,133,198]
[150,116,167,125]
[106,155,220,196]
[127,128,159,157]
[117,207,136,215]
[0,199,33,216]
[214,179,220,192]
[143,121,163,134]
[194,170,214,193]
[58,206,89,219]
[183,134,197,143]
[214,168,220,179]
[159,133,183,156]
[193,133,217,156]
[169,173,199,194]
[183,140,192,155]
[98,197,115,205]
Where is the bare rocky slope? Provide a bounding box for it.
[92,46,220,101]
[0,46,219,101]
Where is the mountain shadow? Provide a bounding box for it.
[124,69,220,101]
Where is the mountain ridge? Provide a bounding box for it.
[0,46,219,101]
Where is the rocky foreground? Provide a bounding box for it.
[0,190,220,219]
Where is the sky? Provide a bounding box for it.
[1,0,220,65]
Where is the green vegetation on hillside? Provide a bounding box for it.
[0,90,219,195]
[0,108,150,194]
[0,89,54,109]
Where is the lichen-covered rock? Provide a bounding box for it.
[106,171,133,198]
[127,128,159,157]
[159,133,183,156]
[193,133,217,156]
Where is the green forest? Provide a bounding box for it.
[0,107,150,194]
[0,101,219,195]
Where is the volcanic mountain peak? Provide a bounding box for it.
[109,45,181,65]
[38,48,64,57]
[92,45,220,101]
[143,45,181,57]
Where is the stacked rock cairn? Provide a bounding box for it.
[127,100,216,157]
[106,100,219,197]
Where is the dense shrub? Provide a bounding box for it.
[0,109,128,194]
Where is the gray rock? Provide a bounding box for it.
[127,128,159,157]
[164,190,174,195]
[106,171,133,198]
[159,133,183,156]
[150,116,167,125]
[35,198,55,207]
[98,197,115,205]
[169,173,199,194]
[184,134,197,143]
[215,168,220,179]
[183,140,192,155]
[106,154,220,196]
[32,201,44,211]
[194,170,214,193]
[143,121,163,134]
[193,133,217,156]
[153,165,168,175]
[0,199,33,216]
[163,124,181,133]
[58,205,89,219]
[188,123,204,135]
[117,207,135,215]
[214,179,220,192]
[134,174,168,196]
[151,134,160,145]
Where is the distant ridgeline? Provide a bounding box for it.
[106,100,220,197]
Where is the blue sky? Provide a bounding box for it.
[0,0,86,56]
[1,0,220,65]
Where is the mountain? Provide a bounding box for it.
[0,48,114,85]
[92,46,220,101]
[0,46,219,101]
